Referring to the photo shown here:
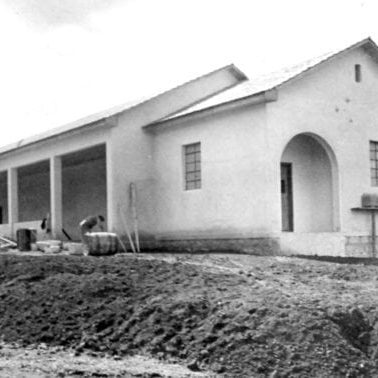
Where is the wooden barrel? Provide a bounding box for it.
[16,229,31,251]
[87,232,118,256]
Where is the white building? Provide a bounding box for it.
[1,37,378,256]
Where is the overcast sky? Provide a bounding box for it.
[0,0,376,146]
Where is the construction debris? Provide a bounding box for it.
[130,182,140,253]
[36,240,63,253]
[0,235,17,250]
[118,206,136,253]
[64,242,86,256]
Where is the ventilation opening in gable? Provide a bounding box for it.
[355,64,362,83]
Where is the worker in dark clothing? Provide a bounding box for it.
[79,215,105,245]
[40,212,52,239]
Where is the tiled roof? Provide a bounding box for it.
[162,37,378,121]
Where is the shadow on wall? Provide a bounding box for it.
[62,145,107,241]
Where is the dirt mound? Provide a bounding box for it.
[1,254,378,376]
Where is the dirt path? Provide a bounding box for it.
[0,342,212,377]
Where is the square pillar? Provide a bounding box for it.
[50,156,63,239]
[106,141,114,232]
[8,168,18,238]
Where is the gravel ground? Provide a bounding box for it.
[1,252,378,377]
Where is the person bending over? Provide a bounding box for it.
[79,214,105,245]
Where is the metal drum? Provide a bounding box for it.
[16,229,31,251]
[87,232,118,256]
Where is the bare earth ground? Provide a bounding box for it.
[1,252,378,377]
[0,342,211,377]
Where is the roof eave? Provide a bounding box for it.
[143,89,278,132]
[0,116,117,158]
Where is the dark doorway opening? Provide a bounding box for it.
[281,163,293,231]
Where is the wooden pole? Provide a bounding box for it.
[118,206,136,254]
[116,235,127,253]
[130,183,140,253]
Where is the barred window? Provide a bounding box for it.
[370,141,378,186]
[184,142,201,190]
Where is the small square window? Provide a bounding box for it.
[184,142,201,190]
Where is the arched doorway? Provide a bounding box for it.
[280,133,339,232]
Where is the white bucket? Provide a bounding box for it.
[66,242,85,255]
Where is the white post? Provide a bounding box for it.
[106,140,114,232]
[8,167,18,238]
[50,156,63,239]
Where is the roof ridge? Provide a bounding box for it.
[159,36,377,122]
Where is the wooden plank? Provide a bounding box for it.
[0,236,17,247]
[130,183,140,253]
[116,234,127,253]
[118,207,136,254]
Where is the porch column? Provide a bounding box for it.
[50,156,63,239]
[106,140,114,231]
[8,167,18,238]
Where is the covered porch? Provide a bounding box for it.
[0,143,109,242]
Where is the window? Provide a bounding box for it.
[355,64,362,83]
[370,141,378,186]
[184,142,201,190]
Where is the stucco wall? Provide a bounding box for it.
[266,46,378,237]
[145,45,378,254]
[260,46,378,254]
[106,66,244,240]
[150,103,275,238]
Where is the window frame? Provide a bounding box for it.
[370,140,378,186]
[183,142,201,191]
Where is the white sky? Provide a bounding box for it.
[0,0,376,146]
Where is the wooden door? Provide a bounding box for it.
[281,163,293,231]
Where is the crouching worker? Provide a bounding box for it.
[79,215,105,247]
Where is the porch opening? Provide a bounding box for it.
[280,133,339,232]
[62,144,107,240]
[18,160,50,222]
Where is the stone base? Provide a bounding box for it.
[140,237,279,255]
[280,232,376,258]
[123,233,377,258]
[279,232,345,256]
[345,235,375,258]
